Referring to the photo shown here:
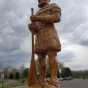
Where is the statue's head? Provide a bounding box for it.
[38,0,50,8]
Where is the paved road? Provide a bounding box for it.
[13,79,88,88]
[60,79,88,88]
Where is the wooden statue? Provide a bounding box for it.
[28,0,61,88]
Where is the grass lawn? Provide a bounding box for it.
[0,79,25,88]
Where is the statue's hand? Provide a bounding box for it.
[28,23,36,34]
[30,15,38,22]
[28,22,42,34]
[28,22,36,30]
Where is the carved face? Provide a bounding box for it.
[38,0,50,7]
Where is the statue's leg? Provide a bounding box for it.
[48,51,59,87]
[38,54,46,85]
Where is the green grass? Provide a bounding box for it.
[0,79,25,88]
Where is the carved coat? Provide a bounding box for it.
[29,3,61,54]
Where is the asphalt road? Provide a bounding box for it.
[60,79,88,88]
[13,79,88,88]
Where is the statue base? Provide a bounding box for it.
[29,83,60,88]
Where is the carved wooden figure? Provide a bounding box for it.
[28,0,61,88]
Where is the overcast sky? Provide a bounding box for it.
[0,0,88,71]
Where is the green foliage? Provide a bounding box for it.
[15,72,20,79]
[9,73,14,79]
[72,70,88,79]
[23,68,28,78]
[61,67,72,77]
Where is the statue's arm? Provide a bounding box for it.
[30,5,61,23]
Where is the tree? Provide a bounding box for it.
[15,72,20,79]
[61,67,72,78]
[72,70,88,79]
[57,62,64,78]
[23,68,28,78]
[9,73,14,79]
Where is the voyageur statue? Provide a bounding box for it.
[28,0,61,88]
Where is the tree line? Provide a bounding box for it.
[1,61,88,80]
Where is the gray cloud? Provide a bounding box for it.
[57,0,88,46]
[0,0,88,70]
[0,0,33,68]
